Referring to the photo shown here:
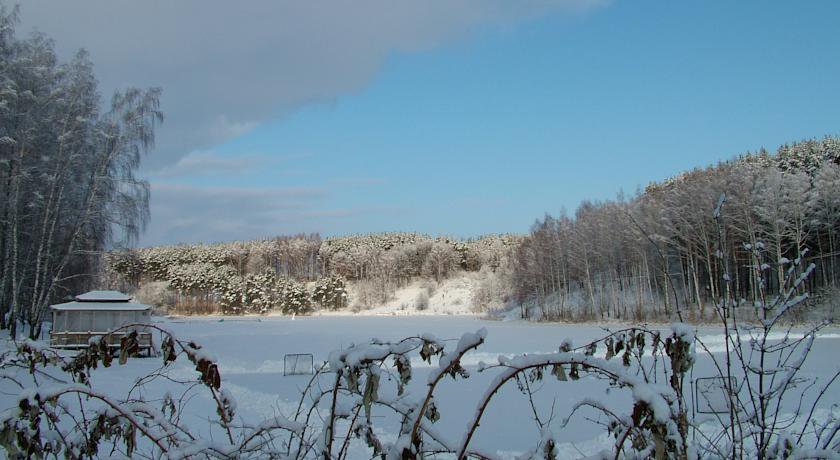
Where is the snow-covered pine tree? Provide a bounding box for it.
[311,275,348,310]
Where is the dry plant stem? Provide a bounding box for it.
[324,369,343,459]
[209,386,235,445]
[521,376,545,430]
[296,387,333,458]
[614,426,635,460]
[288,363,328,455]
[373,399,451,453]
[797,368,840,445]
[692,335,739,449]
[457,360,622,459]
[336,405,362,460]
[407,337,485,448]
[714,202,742,459]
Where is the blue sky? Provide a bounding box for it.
[25,1,840,245]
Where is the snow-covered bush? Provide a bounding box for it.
[414,290,429,310]
[311,275,348,311]
[216,271,279,314]
[298,325,704,459]
[471,264,512,312]
[242,271,277,314]
[0,326,303,458]
[167,263,239,314]
[132,281,176,313]
[5,324,696,459]
[218,277,246,314]
[276,278,312,315]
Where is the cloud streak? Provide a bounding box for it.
[142,183,402,245]
[143,183,328,244]
[150,152,266,178]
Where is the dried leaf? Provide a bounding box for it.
[569,363,580,380]
[362,372,380,416]
[551,364,567,381]
[425,399,440,423]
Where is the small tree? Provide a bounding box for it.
[276,278,312,315]
[421,241,458,282]
[218,277,246,315]
[311,275,348,311]
[242,271,276,314]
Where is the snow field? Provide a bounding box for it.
[2,316,838,458]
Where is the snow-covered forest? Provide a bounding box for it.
[104,232,521,316]
[102,138,840,325]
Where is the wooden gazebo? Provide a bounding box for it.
[49,290,153,353]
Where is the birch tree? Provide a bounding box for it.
[0,6,162,338]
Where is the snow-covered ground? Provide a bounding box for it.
[2,316,838,458]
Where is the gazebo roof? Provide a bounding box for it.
[74,290,133,302]
[50,301,152,311]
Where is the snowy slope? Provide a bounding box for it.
[338,274,480,315]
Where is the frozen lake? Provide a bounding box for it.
[4,315,838,458]
[123,316,840,456]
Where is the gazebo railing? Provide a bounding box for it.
[49,331,154,355]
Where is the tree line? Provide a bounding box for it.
[512,136,840,321]
[105,232,519,314]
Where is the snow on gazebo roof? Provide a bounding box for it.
[74,290,133,302]
[50,301,152,311]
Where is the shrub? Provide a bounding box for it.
[415,291,429,310]
[276,278,313,315]
[311,275,348,310]
[133,281,176,313]
[242,271,276,314]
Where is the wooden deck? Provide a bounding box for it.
[50,331,154,356]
